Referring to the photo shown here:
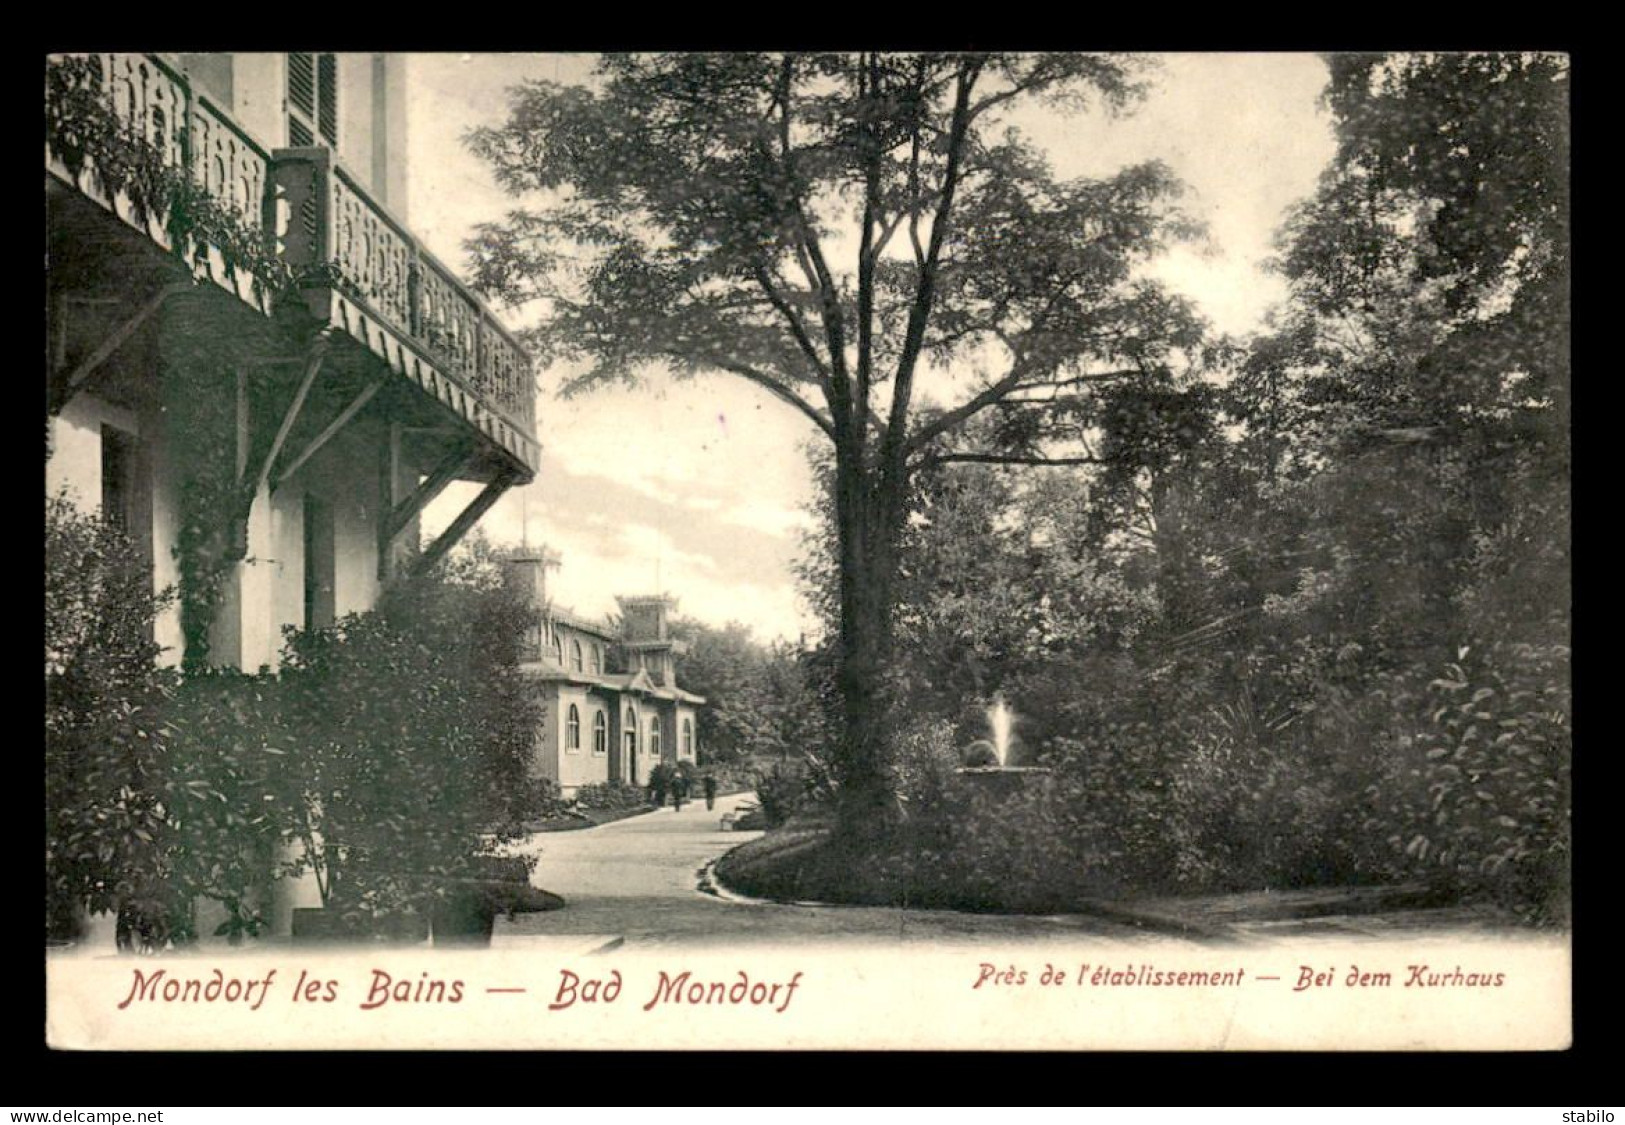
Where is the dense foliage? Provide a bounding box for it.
[45,492,546,945]
[666,616,827,766]
[752,52,1570,923]
[45,55,294,302]
[571,781,652,811]
[45,493,177,943]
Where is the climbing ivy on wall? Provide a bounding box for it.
[46,53,313,670]
[159,329,308,672]
[159,337,242,671]
[45,55,294,302]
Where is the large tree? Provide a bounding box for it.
[466,53,1204,825]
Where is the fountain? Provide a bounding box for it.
[988,693,1016,766]
[957,693,1049,794]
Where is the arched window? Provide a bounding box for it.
[550,628,563,666]
[570,639,583,673]
[566,704,580,751]
[592,710,607,755]
[649,716,662,757]
[624,706,637,755]
[589,644,602,674]
[681,717,694,758]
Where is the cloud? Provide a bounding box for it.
[717,496,815,539]
[422,402,819,641]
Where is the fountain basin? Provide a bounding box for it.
[954,765,1052,799]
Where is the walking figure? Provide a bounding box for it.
[671,773,686,812]
[702,774,717,811]
[650,764,668,808]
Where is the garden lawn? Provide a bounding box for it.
[710,815,1001,910]
[714,822,1536,937]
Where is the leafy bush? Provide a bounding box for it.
[1364,643,1570,923]
[1159,637,1380,892]
[703,764,757,795]
[377,571,550,837]
[45,492,176,943]
[889,715,962,807]
[753,762,813,828]
[647,761,673,798]
[530,777,573,820]
[275,592,538,920]
[46,487,548,942]
[159,670,290,942]
[573,782,648,811]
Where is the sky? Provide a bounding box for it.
[407,53,1337,643]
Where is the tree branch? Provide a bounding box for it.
[1010,367,1146,393]
[752,264,833,389]
[704,354,837,440]
[924,452,1108,467]
[966,59,1070,124]
[775,56,851,399]
[884,57,983,472]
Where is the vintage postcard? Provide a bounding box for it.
[44,51,1571,1052]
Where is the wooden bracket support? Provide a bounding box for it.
[273,376,385,490]
[378,440,477,580]
[52,281,192,409]
[410,469,518,578]
[248,328,334,497]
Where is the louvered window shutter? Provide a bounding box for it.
[287,52,337,149]
[317,53,338,145]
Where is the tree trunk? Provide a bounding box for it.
[1150,467,1201,639]
[831,450,908,836]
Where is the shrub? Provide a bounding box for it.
[1364,643,1571,923]
[701,763,755,795]
[45,492,176,943]
[753,762,812,828]
[274,572,545,921]
[648,761,673,797]
[531,777,573,820]
[573,782,648,811]
[962,741,999,768]
[895,725,1185,910]
[46,489,549,942]
[159,670,290,942]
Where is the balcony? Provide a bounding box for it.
[271,150,537,475]
[44,52,538,478]
[44,53,275,311]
